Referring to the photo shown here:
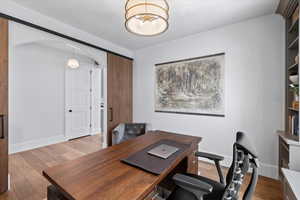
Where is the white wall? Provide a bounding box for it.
[0,0,133,58]
[9,42,103,153]
[10,44,66,147]
[133,14,285,179]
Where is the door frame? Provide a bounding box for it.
[0,13,128,150]
[8,21,109,149]
[1,15,113,193]
[102,65,108,148]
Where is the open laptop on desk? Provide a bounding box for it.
[147,144,179,159]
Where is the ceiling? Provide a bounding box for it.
[11,0,280,50]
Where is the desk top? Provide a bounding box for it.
[43,131,202,200]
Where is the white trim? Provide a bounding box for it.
[198,152,278,180]
[90,132,101,135]
[260,163,278,179]
[9,135,66,154]
[64,63,68,138]
[102,53,108,148]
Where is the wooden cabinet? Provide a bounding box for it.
[279,135,290,180]
[277,0,299,142]
[278,131,300,183]
[0,17,8,194]
[277,0,300,193]
[107,53,133,146]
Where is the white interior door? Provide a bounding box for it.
[66,65,92,140]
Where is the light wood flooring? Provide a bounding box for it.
[0,134,282,200]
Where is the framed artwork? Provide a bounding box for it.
[155,53,225,117]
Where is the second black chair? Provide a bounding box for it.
[112,123,148,145]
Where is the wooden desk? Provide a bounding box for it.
[43,131,202,200]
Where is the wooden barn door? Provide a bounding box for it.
[0,17,8,194]
[107,53,133,146]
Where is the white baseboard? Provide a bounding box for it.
[90,131,101,135]
[198,152,278,180]
[9,135,67,154]
[259,163,278,179]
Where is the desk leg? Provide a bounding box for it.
[187,144,198,175]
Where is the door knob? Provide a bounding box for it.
[69,110,73,113]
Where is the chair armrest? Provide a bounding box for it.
[173,174,213,199]
[112,129,118,135]
[112,124,125,145]
[195,152,224,161]
[112,124,125,134]
[195,152,225,185]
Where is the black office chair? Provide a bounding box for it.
[112,123,148,145]
[167,132,259,200]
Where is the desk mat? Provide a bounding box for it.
[121,139,191,175]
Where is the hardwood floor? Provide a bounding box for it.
[0,134,282,200]
[0,135,103,200]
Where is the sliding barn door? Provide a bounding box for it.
[0,18,8,194]
[107,53,133,146]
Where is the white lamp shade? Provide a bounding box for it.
[67,58,80,69]
[125,0,169,36]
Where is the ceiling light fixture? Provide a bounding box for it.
[67,58,80,69]
[125,0,169,36]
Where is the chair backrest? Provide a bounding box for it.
[124,123,146,136]
[222,132,259,200]
[112,123,147,145]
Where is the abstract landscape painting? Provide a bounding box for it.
[155,53,225,116]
